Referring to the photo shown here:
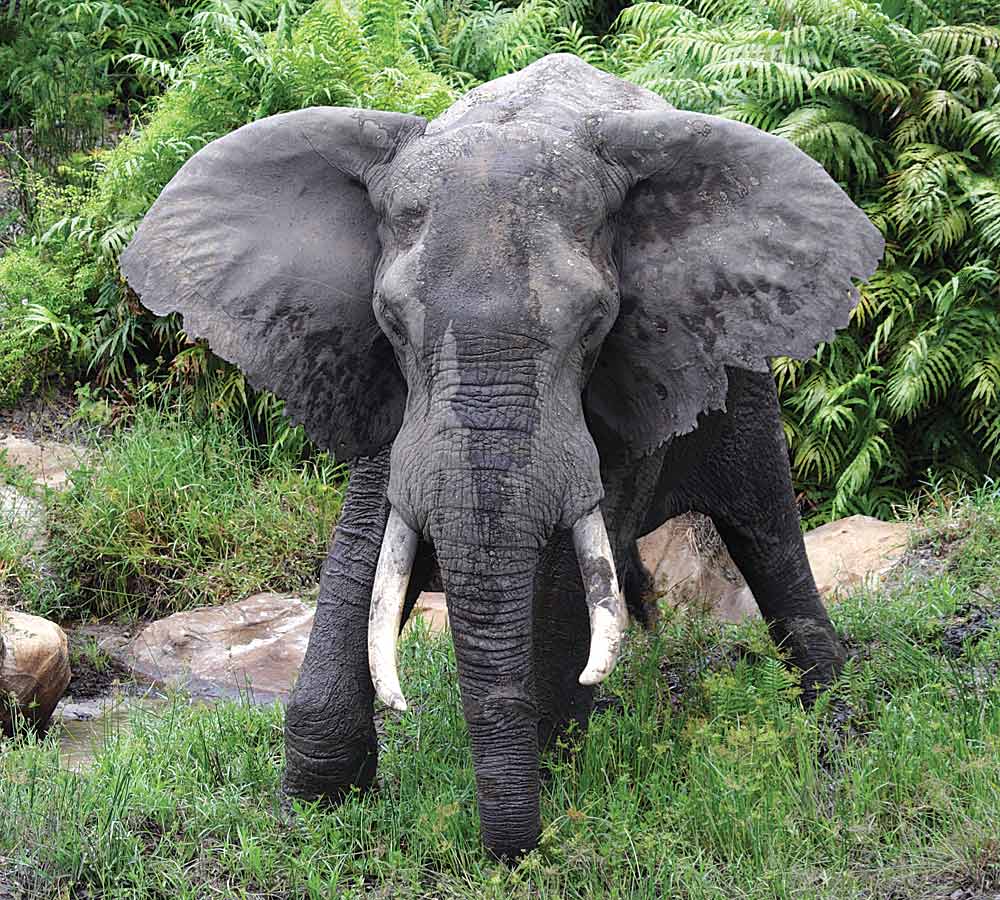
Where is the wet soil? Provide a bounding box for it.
[941,597,1000,656]
[63,622,138,701]
[0,384,96,447]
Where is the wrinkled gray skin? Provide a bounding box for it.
[120,55,884,858]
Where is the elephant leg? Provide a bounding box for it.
[534,530,593,752]
[690,371,845,699]
[712,508,844,699]
[532,451,666,750]
[283,449,431,803]
[624,541,658,629]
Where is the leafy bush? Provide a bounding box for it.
[0,245,94,406]
[4,0,1000,520]
[27,408,346,618]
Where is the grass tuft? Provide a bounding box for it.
[5,407,346,620]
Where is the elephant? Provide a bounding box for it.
[120,53,884,859]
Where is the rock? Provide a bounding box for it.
[409,592,448,632]
[119,589,451,703]
[804,515,912,597]
[119,592,314,703]
[0,484,46,550]
[1,610,71,737]
[638,514,757,623]
[0,436,90,490]
[638,513,912,623]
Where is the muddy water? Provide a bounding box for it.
[54,693,165,771]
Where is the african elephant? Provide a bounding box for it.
[120,54,883,858]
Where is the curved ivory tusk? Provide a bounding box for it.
[572,506,628,686]
[367,507,419,712]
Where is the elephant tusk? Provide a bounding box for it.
[368,507,419,712]
[572,506,628,686]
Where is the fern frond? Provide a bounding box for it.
[774,104,884,185]
[809,66,910,105]
[965,106,1000,157]
[968,185,1000,254]
[941,54,998,96]
[920,88,972,133]
[703,58,814,103]
[920,25,1000,63]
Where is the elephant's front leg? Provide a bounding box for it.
[534,531,593,752]
[283,448,398,803]
[534,453,665,749]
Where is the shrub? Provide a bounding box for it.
[33,408,346,618]
[0,245,93,406]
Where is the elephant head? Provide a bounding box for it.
[121,54,883,856]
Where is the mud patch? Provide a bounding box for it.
[63,622,141,700]
[0,384,100,447]
[941,598,1000,657]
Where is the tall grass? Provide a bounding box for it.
[3,488,1000,897]
[5,407,346,619]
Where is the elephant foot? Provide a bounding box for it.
[282,713,378,808]
[772,615,846,704]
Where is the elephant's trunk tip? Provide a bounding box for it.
[368,507,418,712]
[572,506,629,686]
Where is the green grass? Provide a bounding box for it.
[5,407,346,620]
[3,490,1000,898]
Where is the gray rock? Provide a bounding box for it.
[116,589,450,703]
[118,592,314,703]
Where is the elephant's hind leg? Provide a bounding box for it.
[624,541,659,629]
[691,371,845,699]
[282,450,431,805]
[712,509,844,699]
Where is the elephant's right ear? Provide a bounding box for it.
[120,106,426,460]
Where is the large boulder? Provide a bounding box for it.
[119,592,315,703]
[1,610,71,737]
[118,591,451,702]
[120,590,450,702]
[638,513,912,623]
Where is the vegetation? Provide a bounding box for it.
[2,0,998,522]
[0,407,346,619]
[2,488,999,896]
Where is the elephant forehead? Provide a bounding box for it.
[425,53,668,137]
[386,127,608,225]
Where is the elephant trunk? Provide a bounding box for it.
[375,351,628,857]
[433,508,545,859]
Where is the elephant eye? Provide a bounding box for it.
[373,293,407,346]
[580,316,604,350]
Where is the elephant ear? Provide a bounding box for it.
[584,109,884,454]
[120,106,426,461]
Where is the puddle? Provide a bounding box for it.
[54,690,165,771]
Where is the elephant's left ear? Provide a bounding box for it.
[584,109,884,455]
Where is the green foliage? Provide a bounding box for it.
[16,406,346,619]
[3,0,999,516]
[3,490,1000,896]
[601,0,1000,519]
[0,246,94,406]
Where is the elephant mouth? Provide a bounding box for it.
[366,505,628,711]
